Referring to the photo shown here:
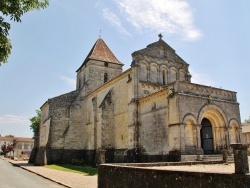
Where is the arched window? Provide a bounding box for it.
[162,70,166,85]
[78,79,81,89]
[104,73,108,83]
[152,102,156,110]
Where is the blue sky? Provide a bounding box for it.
[0,0,249,137]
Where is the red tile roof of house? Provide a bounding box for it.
[0,136,34,142]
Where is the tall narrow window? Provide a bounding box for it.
[152,102,156,110]
[127,74,132,82]
[104,73,108,83]
[78,79,81,89]
[162,70,166,85]
[164,48,168,58]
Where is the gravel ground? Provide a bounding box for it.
[144,163,235,174]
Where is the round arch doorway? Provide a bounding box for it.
[200,118,214,154]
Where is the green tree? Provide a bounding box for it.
[30,110,41,137]
[0,0,49,65]
[245,116,250,123]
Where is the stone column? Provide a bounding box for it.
[222,149,228,163]
[225,127,230,149]
[147,68,150,82]
[230,143,249,174]
[228,126,232,143]
[167,70,169,84]
[214,127,219,151]
[238,127,242,143]
[196,124,203,155]
[196,125,202,149]
[157,69,161,84]
[96,149,106,166]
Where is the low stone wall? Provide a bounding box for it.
[98,164,250,188]
[88,148,181,164]
[34,148,95,165]
[181,154,200,161]
[113,160,224,167]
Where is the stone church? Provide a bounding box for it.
[33,35,241,165]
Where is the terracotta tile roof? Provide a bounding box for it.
[15,137,34,142]
[0,136,34,142]
[0,136,14,142]
[76,38,123,72]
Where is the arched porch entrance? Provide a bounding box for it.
[200,118,214,154]
[198,104,228,154]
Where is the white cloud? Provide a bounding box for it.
[109,0,201,40]
[190,68,215,86]
[102,8,132,37]
[0,115,29,125]
[60,76,75,88]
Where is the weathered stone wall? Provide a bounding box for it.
[46,90,80,149]
[177,94,240,125]
[89,70,132,151]
[176,81,237,102]
[39,118,50,147]
[167,81,241,154]
[40,102,50,125]
[136,57,189,84]
[133,40,191,85]
[139,90,169,156]
[138,82,167,98]
[77,60,123,94]
[64,101,88,150]
[49,70,134,163]
[242,124,250,150]
[30,101,50,163]
[101,91,115,149]
[98,164,250,188]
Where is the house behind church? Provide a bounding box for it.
[32,35,241,165]
[0,136,34,158]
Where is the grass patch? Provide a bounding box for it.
[45,164,98,176]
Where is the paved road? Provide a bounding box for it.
[0,158,66,188]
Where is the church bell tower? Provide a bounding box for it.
[76,38,123,94]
